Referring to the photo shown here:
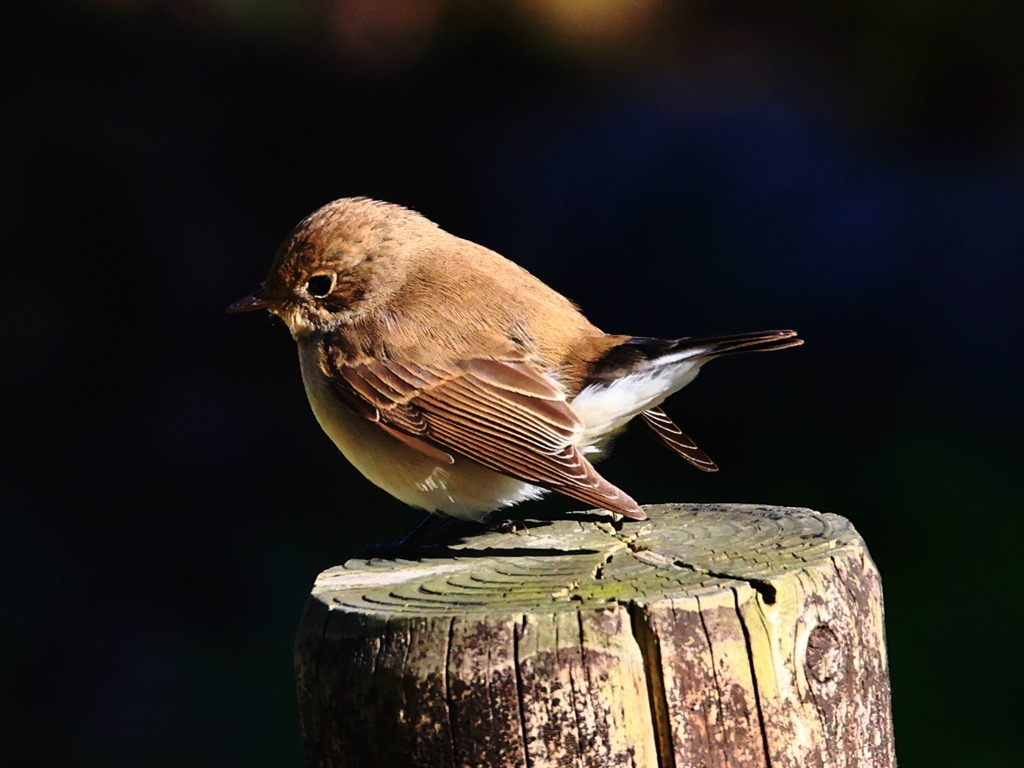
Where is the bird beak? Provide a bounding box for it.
[226,286,281,313]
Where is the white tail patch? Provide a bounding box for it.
[571,360,704,454]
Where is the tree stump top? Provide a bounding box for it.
[311,503,862,617]
[296,503,893,767]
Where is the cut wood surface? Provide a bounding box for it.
[295,503,894,768]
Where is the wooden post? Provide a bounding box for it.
[294,503,895,767]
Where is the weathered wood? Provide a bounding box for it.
[295,503,894,768]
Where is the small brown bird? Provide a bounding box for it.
[228,197,801,523]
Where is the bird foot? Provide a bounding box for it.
[490,518,524,534]
[352,517,527,560]
[352,539,427,561]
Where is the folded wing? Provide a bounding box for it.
[324,351,645,519]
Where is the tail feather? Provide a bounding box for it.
[640,406,718,472]
[573,329,801,469]
[586,330,801,384]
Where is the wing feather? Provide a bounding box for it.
[462,358,566,400]
[422,376,578,450]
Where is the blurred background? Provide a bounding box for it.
[4,0,1022,765]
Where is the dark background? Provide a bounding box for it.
[4,1,1022,766]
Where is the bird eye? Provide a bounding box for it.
[305,274,334,298]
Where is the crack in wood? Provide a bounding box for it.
[674,559,778,605]
[732,587,774,768]
[443,616,458,760]
[592,551,615,581]
[575,611,598,766]
[555,614,585,766]
[605,526,779,605]
[512,618,533,768]
[829,555,858,601]
[695,594,735,766]
[629,602,674,768]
